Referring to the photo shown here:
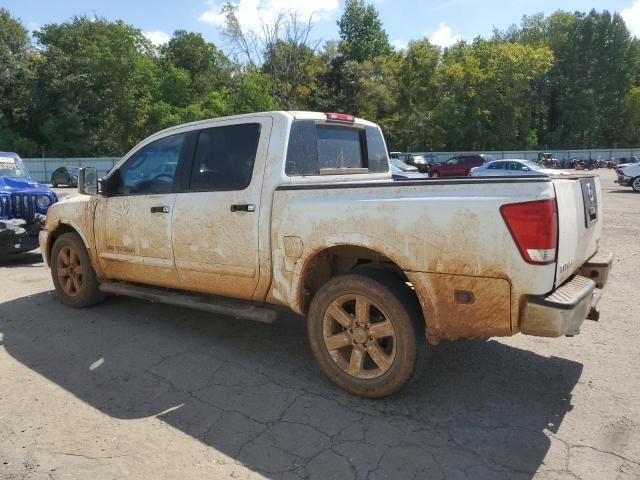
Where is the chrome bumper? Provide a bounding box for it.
[520,251,613,337]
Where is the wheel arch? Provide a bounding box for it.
[289,235,424,319]
[47,219,93,266]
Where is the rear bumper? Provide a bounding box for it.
[520,251,613,337]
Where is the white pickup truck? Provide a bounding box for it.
[40,111,612,397]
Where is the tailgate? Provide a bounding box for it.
[553,175,602,286]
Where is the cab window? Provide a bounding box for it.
[117,133,186,195]
[188,123,261,191]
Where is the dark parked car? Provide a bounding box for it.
[405,154,439,173]
[51,166,79,187]
[428,154,496,177]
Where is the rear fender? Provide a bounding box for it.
[288,233,414,314]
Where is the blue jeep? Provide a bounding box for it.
[0,151,58,257]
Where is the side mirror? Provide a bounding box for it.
[78,167,98,195]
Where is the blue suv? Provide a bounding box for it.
[0,151,58,257]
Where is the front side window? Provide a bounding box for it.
[447,157,459,165]
[117,133,186,195]
[189,123,261,191]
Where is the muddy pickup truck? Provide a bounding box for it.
[40,111,612,397]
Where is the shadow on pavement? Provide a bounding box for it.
[1,292,583,479]
[0,252,44,268]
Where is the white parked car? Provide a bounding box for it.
[470,159,570,176]
[616,163,640,192]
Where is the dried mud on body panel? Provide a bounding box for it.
[408,272,511,344]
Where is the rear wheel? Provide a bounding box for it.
[51,232,105,308]
[431,171,439,178]
[632,177,640,192]
[307,270,428,398]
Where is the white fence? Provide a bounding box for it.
[23,157,119,183]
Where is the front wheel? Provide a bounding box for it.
[51,232,105,308]
[307,270,428,398]
[430,171,439,178]
[632,177,640,192]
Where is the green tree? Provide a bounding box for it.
[34,17,159,156]
[162,30,229,98]
[622,87,640,145]
[228,70,277,113]
[337,0,391,62]
[0,9,39,154]
[430,40,553,150]
[393,39,441,150]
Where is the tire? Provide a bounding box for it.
[431,171,439,178]
[632,177,640,193]
[52,180,58,188]
[50,232,105,308]
[307,269,428,398]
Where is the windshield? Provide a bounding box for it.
[0,155,30,179]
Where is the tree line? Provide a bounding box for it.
[1,1,639,157]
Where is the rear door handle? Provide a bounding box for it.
[150,206,171,214]
[230,204,256,212]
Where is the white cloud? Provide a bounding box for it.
[144,30,171,46]
[622,0,640,37]
[198,0,340,32]
[392,38,407,51]
[429,21,462,48]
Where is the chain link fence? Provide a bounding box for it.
[22,157,119,183]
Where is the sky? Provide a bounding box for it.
[4,0,640,52]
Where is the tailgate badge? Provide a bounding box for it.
[559,260,573,274]
[586,183,594,203]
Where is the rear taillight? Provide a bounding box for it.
[500,199,558,265]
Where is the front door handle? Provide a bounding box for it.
[150,205,171,214]
[230,204,256,212]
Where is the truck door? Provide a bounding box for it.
[171,118,272,300]
[94,132,188,288]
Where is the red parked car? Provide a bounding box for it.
[428,154,496,177]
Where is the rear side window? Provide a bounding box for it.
[285,120,389,175]
[189,123,261,191]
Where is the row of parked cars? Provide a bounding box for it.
[390,152,567,179]
[616,162,640,192]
